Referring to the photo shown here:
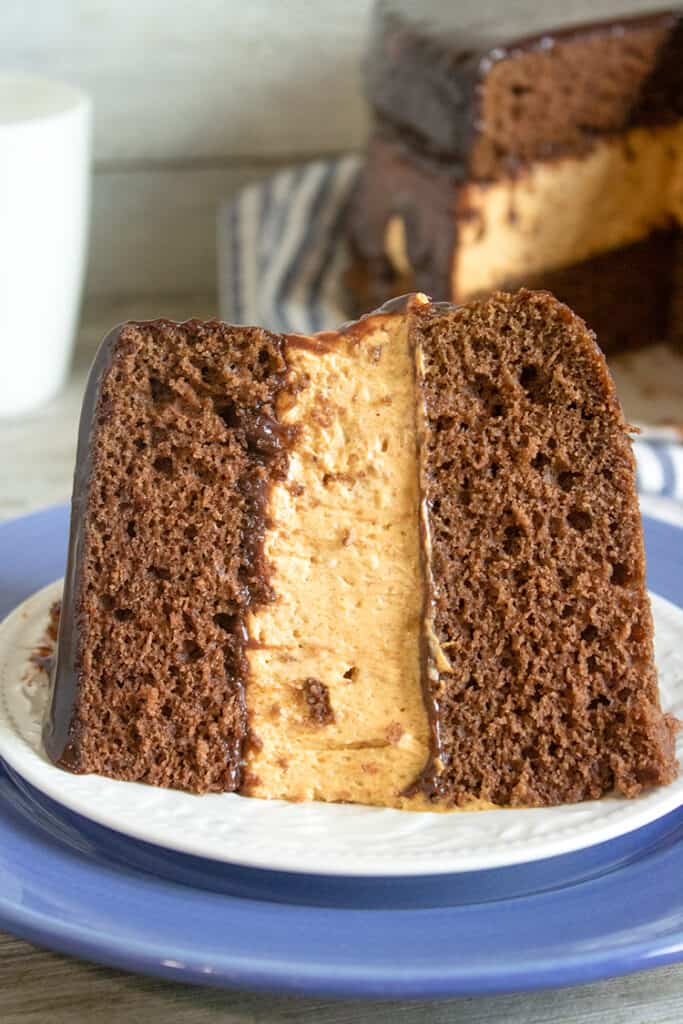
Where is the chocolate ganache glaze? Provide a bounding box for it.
[43,324,122,766]
[367,3,683,174]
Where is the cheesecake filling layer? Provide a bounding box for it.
[383,123,683,304]
[244,311,432,808]
[454,124,683,299]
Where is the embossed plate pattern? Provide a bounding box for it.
[1,577,683,876]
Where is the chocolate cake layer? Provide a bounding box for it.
[367,3,683,176]
[514,233,677,354]
[44,320,293,792]
[411,291,678,804]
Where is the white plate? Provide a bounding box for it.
[1,580,683,877]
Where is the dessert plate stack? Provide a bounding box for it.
[1,503,683,997]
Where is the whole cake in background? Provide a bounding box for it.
[44,290,678,809]
[349,2,683,353]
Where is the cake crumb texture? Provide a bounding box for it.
[302,678,335,726]
[414,291,678,806]
[51,320,291,792]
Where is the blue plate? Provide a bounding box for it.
[1,504,683,998]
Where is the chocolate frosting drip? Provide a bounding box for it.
[43,325,123,766]
[336,291,430,333]
[287,293,434,349]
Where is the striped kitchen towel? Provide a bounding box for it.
[217,157,683,516]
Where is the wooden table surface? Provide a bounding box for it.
[2,298,683,1024]
[2,933,683,1024]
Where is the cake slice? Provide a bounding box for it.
[350,4,683,352]
[44,291,678,807]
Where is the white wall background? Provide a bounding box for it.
[1,0,672,305]
[2,1,373,302]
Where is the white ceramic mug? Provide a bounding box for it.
[0,74,92,418]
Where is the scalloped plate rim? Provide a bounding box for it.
[1,579,683,877]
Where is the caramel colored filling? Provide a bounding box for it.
[384,124,683,301]
[244,315,433,808]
